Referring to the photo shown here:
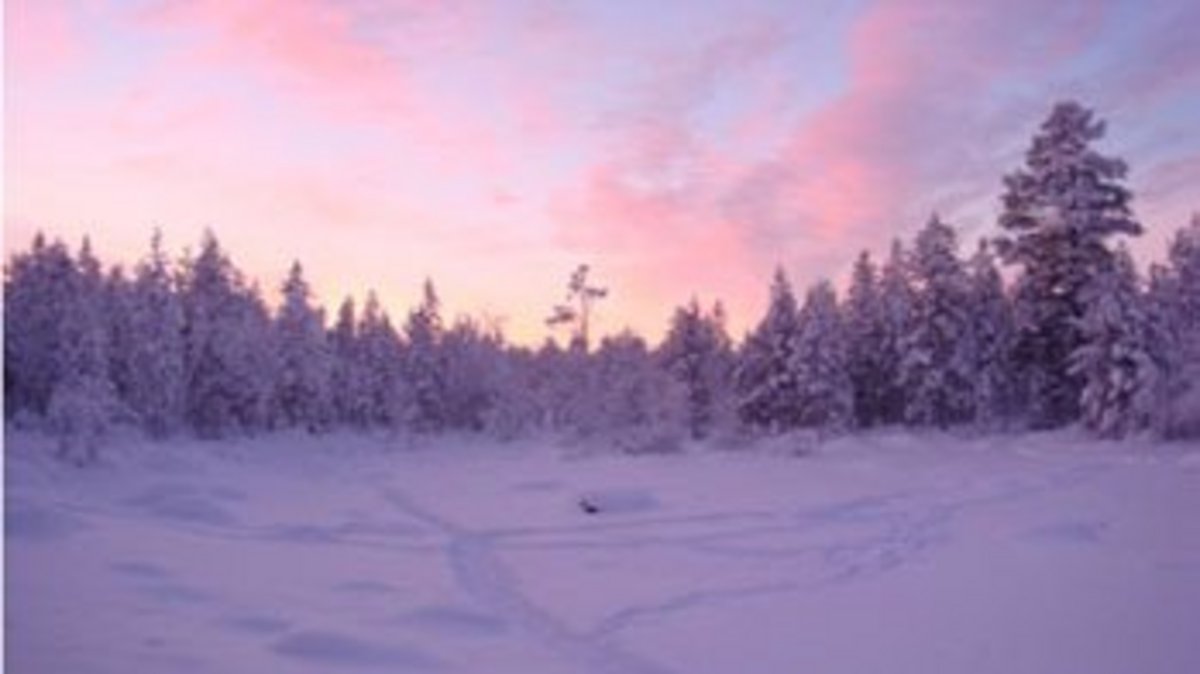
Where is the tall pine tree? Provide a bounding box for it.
[877,240,915,425]
[358,291,406,428]
[4,234,77,418]
[273,261,332,431]
[789,281,853,430]
[1151,216,1200,437]
[659,298,734,440]
[968,240,1017,427]
[735,268,803,433]
[126,231,186,438]
[47,238,122,461]
[1070,245,1158,437]
[180,232,274,437]
[844,251,887,427]
[901,216,976,428]
[997,101,1142,428]
[404,279,447,432]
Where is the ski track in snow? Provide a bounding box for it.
[380,486,676,674]
[10,434,1195,674]
[380,457,1115,663]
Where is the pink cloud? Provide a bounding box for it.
[553,0,1111,336]
[549,19,792,323]
[135,0,417,122]
[756,0,1108,240]
[8,0,1193,345]
[1138,153,1200,236]
[6,1,84,78]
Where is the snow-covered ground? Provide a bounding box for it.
[6,431,1200,673]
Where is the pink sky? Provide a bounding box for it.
[6,0,1199,344]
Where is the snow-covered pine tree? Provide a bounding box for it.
[996,101,1142,428]
[968,240,1017,428]
[844,251,887,428]
[126,231,186,438]
[272,261,332,431]
[1151,216,1200,437]
[358,291,406,428]
[480,345,543,440]
[404,279,448,432]
[592,331,681,452]
[440,317,503,432]
[1070,245,1158,438]
[529,339,572,431]
[180,231,274,437]
[877,239,915,425]
[328,297,372,428]
[4,234,77,418]
[901,216,976,428]
[232,282,278,431]
[788,280,853,431]
[47,238,122,462]
[705,301,737,433]
[735,267,803,433]
[658,298,734,440]
[103,266,136,411]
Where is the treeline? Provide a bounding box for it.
[5,101,1200,460]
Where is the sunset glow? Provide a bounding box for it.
[6,0,1199,342]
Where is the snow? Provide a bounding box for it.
[7,431,1200,673]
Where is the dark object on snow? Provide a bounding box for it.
[578,498,600,515]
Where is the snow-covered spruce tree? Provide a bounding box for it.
[735,267,804,433]
[440,317,504,432]
[788,280,853,431]
[658,298,735,440]
[844,250,887,428]
[358,291,406,428]
[1069,245,1159,438]
[901,216,976,428]
[272,261,332,431]
[539,267,609,434]
[404,279,448,432]
[125,231,186,438]
[328,297,372,428]
[47,238,123,462]
[529,338,586,433]
[480,344,543,440]
[180,231,275,437]
[592,331,682,453]
[4,234,77,419]
[996,101,1142,428]
[876,240,916,425]
[1150,216,1200,437]
[103,266,136,411]
[968,240,1018,428]
[705,301,737,433]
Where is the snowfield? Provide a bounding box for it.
[7,431,1200,673]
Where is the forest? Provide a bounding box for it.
[6,101,1200,460]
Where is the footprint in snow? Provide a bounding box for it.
[109,560,171,580]
[333,579,400,595]
[138,582,212,605]
[577,488,659,515]
[512,479,563,493]
[1025,520,1108,545]
[5,503,89,542]
[125,484,237,527]
[222,614,292,635]
[394,605,508,638]
[271,630,444,670]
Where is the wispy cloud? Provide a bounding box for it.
[6,0,1199,341]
